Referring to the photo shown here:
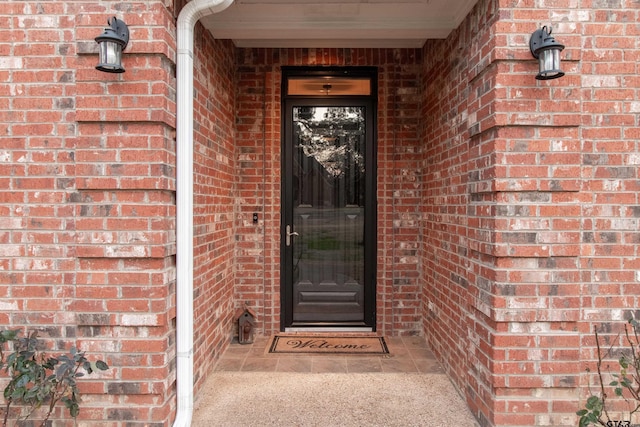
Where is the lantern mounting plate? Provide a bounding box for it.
[529,25,562,58]
[95,17,130,48]
[529,27,546,58]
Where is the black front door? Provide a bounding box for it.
[281,68,377,329]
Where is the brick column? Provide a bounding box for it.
[73,4,177,424]
[422,0,589,425]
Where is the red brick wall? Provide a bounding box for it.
[577,1,640,424]
[2,2,180,424]
[234,49,423,336]
[421,0,640,425]
[76,4,179,424]
[191,25,237,393]
[1,2,239,424]
[420,0,485,415]
[234,58,280,333]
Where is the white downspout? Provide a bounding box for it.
[174,1,234,426]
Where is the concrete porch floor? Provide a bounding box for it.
[192,335,479,426]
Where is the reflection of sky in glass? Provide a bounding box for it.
[306,107,329,122]
[294,107,365,177]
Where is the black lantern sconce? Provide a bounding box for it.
[529,26,565,80]
[95,17,130,73]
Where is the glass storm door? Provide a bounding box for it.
[282,88,376,329]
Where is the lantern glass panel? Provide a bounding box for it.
[98,41,123,71]
[537,48,563,80]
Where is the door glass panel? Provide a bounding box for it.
[292,106,366,322]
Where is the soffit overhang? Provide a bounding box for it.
[200,0,479,48]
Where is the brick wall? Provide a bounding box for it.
[421,0,640,425]
[191,25,237,393]
[2,1,181,424]
[234,48,423,336]
[234,56,279,333]
[578,1,640,425]
[420,0,484,414]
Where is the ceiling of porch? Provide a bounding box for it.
[200,0,479,48]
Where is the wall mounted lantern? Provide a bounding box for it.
[95,17,129,73]
[529,26,564,80]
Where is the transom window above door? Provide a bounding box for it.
[287,77,372,96]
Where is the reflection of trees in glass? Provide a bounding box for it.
[294,107,365,178]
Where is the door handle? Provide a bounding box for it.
[285,225,299,247]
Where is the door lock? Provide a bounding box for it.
[285,225,299,246]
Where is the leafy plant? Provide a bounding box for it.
[577,317,640,427]
[0,330,109,427]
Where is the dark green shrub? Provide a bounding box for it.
[0,330,108,427]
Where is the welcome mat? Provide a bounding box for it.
[269,335,389,354]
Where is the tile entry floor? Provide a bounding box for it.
[214,334,445,374]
